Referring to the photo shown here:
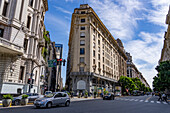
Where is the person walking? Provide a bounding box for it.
[158,92,162,101]
[162,93,168,103]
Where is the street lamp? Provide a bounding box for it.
[28,64,45,93]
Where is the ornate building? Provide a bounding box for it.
[0,0,48,97]
[160,6,170,62]
[66,4,127,95]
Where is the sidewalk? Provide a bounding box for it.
[0,97,101,109]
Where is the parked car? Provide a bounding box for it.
[12,93,44,106]
[103,92,115,100]
[45,91,52,95]
[34,92,70,108]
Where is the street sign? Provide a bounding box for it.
[48,59,56,67]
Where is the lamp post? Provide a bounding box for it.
[28,64,45,93]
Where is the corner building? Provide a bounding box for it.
[66,4,127,94]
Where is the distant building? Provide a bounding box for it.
[126,52,140,78]
[66,4,127,94]
[160,6,170,62]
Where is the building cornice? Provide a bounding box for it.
[43,0,48,11]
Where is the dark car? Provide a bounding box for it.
[12,93,44,106]
[103,93,115,100]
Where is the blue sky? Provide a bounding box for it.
[44,0,170,88]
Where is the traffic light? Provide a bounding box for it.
[27,78,31,84]
[57,59,60,65]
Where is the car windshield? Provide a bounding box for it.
[44,93,55,98]
[107,93,111,95]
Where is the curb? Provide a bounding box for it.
[0,98,101,109]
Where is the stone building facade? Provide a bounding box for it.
[160,6,170,62]
[0,0,48,96]
[66,4,127,95]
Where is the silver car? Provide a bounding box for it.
[34,92,70,108]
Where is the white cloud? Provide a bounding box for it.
[65,0,73,2]
[125,31,164,88]
[89,0,145,40]
[54,6,72,15]
[146,0,170,27]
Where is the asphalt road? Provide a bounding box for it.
[1,95,170,113]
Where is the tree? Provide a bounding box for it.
[153,61,170,91]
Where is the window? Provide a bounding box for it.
[80,57,84,63]
[98,62,100,68]
[79,67,84,72]
[93,50,95,57]
[93,35,95,41]
[93,43,95,48]
[103,57,104,62]
[81,11,85,14]
[55,93,62,98]
[81,19,85,23]
[29,0,34,7]
[98,40,100,45]
[2,2,8,17]
[23,38,28,53]
[19,66,24,80]
[93,59,95,64]
[19,0,24,21]
[93,28,95,33]
[0,28,4,37]
[98,34,100,38]
[80,32,85,38]
[98,54,100,60]
[27,16,31,29]
[98,47,100,52]
[80,48,85,55]
[80,40,85,46]
[81,26,85,30]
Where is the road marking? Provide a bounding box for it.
[129,99,134,101]
[163,102,168,104]
[144,100,148,102]
[150,101,154,103]
[145,96,152,101]
[139,100,143,102]
[135,99,139,101]
[156,101,161,104]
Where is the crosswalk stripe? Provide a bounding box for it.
[150,101,154,103]
[144,100,148,102]
[135,99,138,101]
[156,101,161,104]
[139,100,143,102]
[163,102,168,104]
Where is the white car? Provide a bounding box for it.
[34,92,70,108]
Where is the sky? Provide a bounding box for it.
[44,0,170,88]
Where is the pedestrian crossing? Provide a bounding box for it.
[115,98,169,105]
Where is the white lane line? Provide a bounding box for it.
[150,101,154,103]
[156,101,161,104]
[130,99,134,101]
[139,100,144,102]
[125,99,129,101]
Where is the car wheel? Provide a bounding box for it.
[46,102,52,108]
[14,100,21,106]
[65,101,70,107]
[35,106,40,109]
[103,98,105,100]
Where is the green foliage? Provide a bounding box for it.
[85,90,88,95]
[67,92,70,95]
[153,61,170,91]
[22,94,28,99]
[119,76,151,95]
[104,90,108,95]
[43,31,50,44]
[3,94,13,100]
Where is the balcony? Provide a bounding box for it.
[38,38,45,47]
[0,37,23,55]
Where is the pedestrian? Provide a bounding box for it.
[152,92,154,96]
[162,93,168,103]
[158,92,162,101]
